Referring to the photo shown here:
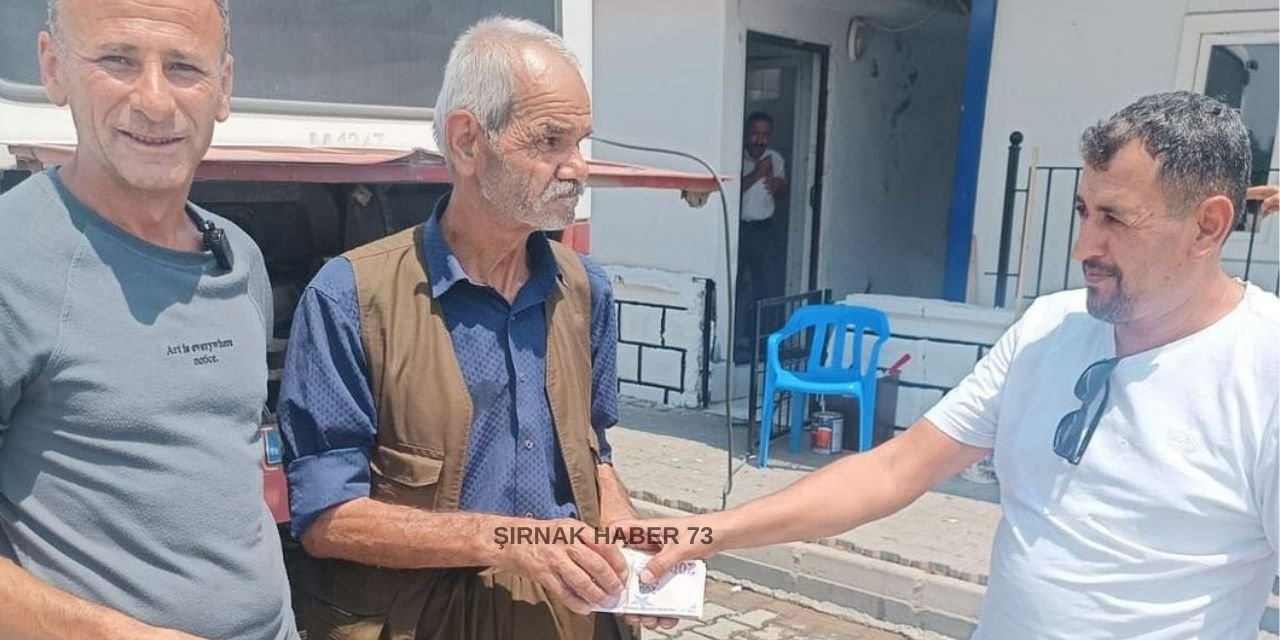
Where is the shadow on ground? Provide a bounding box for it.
[618,397,1000,505]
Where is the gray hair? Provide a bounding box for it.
[1080,90,1252,223]
[433,16,579,167]
[48,0,231,57]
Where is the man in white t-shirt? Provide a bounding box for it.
[628,91,1279,639]
[736,112,788,358]
[741,112,788,223]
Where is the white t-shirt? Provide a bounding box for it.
[741,149,785,222]
[926,284,1279,640]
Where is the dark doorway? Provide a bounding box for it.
[734,32,829,364]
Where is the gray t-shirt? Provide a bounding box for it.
[0,171,296,639]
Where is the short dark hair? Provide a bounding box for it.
[1080,91,1251,222]
[745,111,774,131]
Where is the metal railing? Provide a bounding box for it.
[886,333,991,396]
[744,289,832,453]
[992,131,1279,305]
[1238,175,1279,287]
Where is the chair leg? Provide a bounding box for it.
[758,389,776,468]
[859,389,875,452]
[789,391,807,453]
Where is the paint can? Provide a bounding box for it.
[810,411,843,455]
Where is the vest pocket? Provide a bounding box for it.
[372,444,445,509]
[301,590,389,640]
[305,558,403,638]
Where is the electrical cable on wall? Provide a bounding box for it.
[863,7,940,33]
[590,136,745,510]
[862,0,966,33]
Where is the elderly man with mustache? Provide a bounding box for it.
[276,16,668,640]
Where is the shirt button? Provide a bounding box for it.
[518,373,527,382]
[524,511,534,518]
[523,438,534,450]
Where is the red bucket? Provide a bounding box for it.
[810,425,833,454]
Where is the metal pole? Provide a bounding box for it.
[1244,206,1259,283]
[697,278,715,409]
[994,131,1024,308]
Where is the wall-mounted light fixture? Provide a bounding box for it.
[847,18,867,62]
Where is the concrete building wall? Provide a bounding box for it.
[608,266,714,407]
[842,293,1013,429]
[591,0,736,404]
[968,0,1278,306]
[591,0,734,277]
[728,1,968,300]
[592,0,970,404]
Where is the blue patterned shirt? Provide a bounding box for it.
[278,196,618,538]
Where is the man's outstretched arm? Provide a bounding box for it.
[629,296,1030,581]
[625,419,989,583]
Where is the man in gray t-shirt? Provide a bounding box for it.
[0,1,296,638]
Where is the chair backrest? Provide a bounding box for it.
[777,304,890,381]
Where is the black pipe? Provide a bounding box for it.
[994,131,1023,307]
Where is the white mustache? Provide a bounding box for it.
[543,181,583,202]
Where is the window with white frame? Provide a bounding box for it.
[1175,11,1279,271]
[0,0,558,112]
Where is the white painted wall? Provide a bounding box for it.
[843,293,1014,429]
[607,265,712,407]
[592,0,969,404]
[727,1,967,300]
[968,0,1279,306]
[591,0,736,378]
[591,0,733,276]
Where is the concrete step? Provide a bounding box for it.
[634,498,1280,639]
[634,499,979,640]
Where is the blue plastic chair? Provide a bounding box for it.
[756,304,890,468]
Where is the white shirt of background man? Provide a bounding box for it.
[741,148,785,222]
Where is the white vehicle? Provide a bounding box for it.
[1,1,582,155]
[0,0,714,525]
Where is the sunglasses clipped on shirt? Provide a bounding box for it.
[1053,357,1120,465]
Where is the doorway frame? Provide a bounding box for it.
[743,31,830,293]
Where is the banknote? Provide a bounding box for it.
[593,548,706,619]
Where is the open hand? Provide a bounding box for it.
[751,156,773,181]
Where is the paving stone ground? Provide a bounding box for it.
[610,398,1002,586]
[612,398,1279,639]
[643,577,908,640]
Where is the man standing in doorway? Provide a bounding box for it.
[736,111,788,359]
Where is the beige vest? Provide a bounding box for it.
[302,224,613,640]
